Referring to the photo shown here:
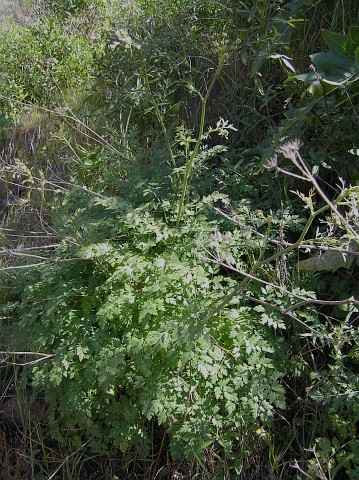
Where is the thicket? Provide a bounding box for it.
[0,0,358,479]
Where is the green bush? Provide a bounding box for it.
[10,191,288,463]
[1,1,358,478]
[0,17,93,118]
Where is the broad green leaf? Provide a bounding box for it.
[284,103,315,119]
[310,51,359,86]
[251,55,266,77]
[285,0,316,15]
[297,249,355,272]
[200,439,213,450]
[282,56,296,72]
[270,53,296,72]
[322,30,353,56]
[234,458,242,474]
[295,71,317,84]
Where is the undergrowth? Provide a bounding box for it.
[0,0,358,479]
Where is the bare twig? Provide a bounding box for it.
[0,351,55,367]
[0,245,59,255]
[0,257,88,271]
[201,254,359,307]
[213,207,359,256]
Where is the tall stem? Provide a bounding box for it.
[142,66,177,170]
[176,59,224,228]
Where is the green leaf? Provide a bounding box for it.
[297,249,355,272]
[234,458,242,475]
[270,53,296,72]
[349,26,359,45]
[310,51,359,86]
[281,56,296,73]
[322,30,353,56]
[284,103,315,119]
[295,72,317,84]
[285,0,316,15]
[200,438,213,450]
[355,46,359,66]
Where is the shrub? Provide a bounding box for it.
[0,17,93,118]
[8,191,288,464]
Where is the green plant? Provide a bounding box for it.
[3,191,288,467]
[1,1,359,478]
[0,16,93,119]
[260,24,359,188]
[202,140,359,478]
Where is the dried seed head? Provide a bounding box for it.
[277,139,301,161]
[264,154,278,170]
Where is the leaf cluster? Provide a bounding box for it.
[7,192,290,461]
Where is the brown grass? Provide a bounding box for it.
[0,0,41,26]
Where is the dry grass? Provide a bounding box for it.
[0,0,41,26]
[0,0,12,22]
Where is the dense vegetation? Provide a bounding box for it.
[0,0,358,478]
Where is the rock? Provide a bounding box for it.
[297,239,359,272]
[0,391,46,429]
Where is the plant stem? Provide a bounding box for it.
[142,65,177,170]
[176,59,224,228]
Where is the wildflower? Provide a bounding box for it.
[264,154,278,169]
[277,139,301,161]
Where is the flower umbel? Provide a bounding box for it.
[277,139,301,161]
[264,155,278,170]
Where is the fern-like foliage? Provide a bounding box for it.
[9,190,288,458]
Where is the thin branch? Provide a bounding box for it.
[238,293,326,337]
[201,254,359,307]
[259,204,329,266]
[286,298,359,311]
[213,207,359,257]
[4,252,51,261]
[291,462,314,479]
[0,257,89,271]
[47,439,92,480]
[0,351,53,356]
[0,351,55,367]
[275,143,359,239]
[142,65,177,170]
[176,58,225,228]
[0,245,59,255]
[0,227,55,235]
[0,263,51,271]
